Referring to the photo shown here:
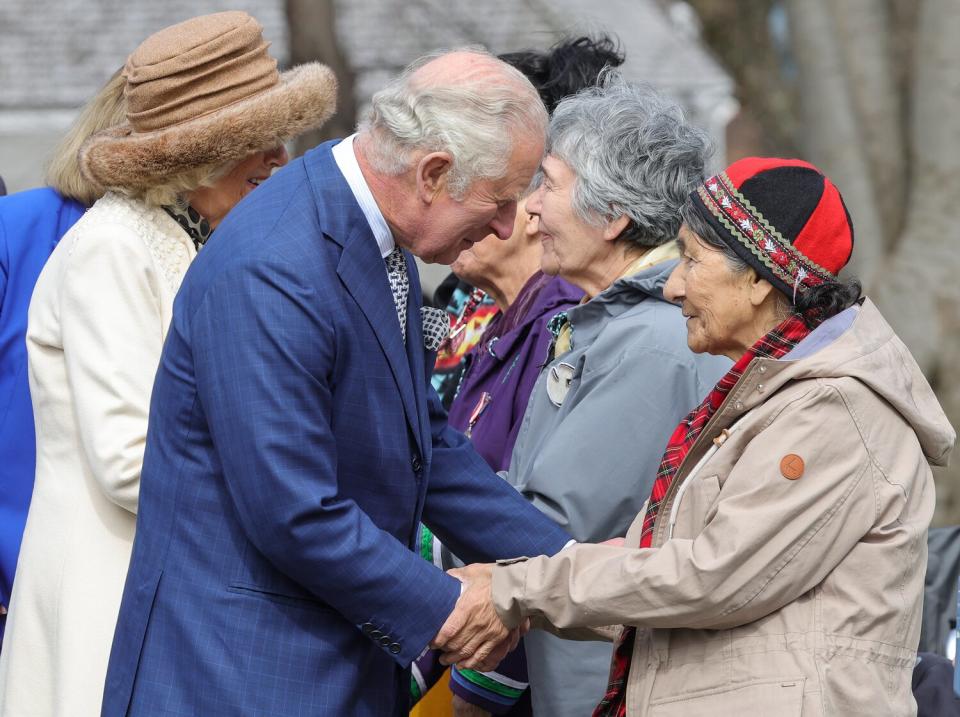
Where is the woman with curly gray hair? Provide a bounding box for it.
[498,78,730,716]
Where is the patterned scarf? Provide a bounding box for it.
[163,203,212,251]
[593,312,814,717]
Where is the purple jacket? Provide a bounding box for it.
[446,271,582,472]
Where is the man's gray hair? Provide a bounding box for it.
[359,49,548,198]
[547,76,711,247]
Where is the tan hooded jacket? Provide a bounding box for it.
[492,299,955,716]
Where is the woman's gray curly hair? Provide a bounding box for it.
[547,75,711,247]
[359,48,548,199]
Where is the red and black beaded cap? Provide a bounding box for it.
[690,157,855,299]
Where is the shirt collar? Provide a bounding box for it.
[332,134,395,258]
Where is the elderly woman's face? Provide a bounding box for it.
[449,197,535,287]
[526,155,613,289]
[664,225,762,361]
[189,144,289,228]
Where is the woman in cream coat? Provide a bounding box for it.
[0,12,337,716]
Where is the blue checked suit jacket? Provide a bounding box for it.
[101,141,570,717]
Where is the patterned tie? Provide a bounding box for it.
[385,247,409,342]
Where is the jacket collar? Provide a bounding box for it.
[331,134,395,257]
[564,258,680,349]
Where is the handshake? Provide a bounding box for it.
[429,563,528,672]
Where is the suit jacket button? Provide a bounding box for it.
[369,630,383,640]
[378,635,391,646]
[411,454,422,473]
[389,642,402,654]
[361,622,376,635]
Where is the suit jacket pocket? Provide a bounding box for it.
[650,677,805,716]
[227,583,338,614]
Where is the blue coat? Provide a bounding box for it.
[0,188,84,629]
[102,142,570,717]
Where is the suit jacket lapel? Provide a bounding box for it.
[307,141,425,455]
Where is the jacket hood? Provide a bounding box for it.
[771,299,955,466]
[563,259,679,348]
[592,258,677,308]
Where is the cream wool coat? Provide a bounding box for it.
[493,300,956,717]
[0,192,196,716]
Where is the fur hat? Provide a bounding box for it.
[80,11,337,191]
[690,157,855,299]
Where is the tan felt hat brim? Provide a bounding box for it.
[79,63,337,191]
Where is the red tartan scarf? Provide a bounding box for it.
[593,312,814,717]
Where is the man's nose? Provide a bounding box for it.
[490,202,517,241]
[525,184,544,215]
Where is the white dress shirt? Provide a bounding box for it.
[332,134,395,258]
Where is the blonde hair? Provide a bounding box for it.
[53,70,255,209]
[132,161,234,209]
[45,68,128,207]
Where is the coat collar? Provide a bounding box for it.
[564,259,679,350]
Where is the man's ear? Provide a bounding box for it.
[603,215,631,242]
[416,152,453,204]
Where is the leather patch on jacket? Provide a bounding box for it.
[780,454,805,480]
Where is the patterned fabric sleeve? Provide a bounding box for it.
[409,524,449,705]
[450,655,529,714]
[409,523,532,713]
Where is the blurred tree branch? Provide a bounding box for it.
[687,0,960,523]
[683,0,800,157]
[285,0,356,156]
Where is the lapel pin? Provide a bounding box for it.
[546,362,576,407]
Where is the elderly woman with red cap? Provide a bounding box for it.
[0,12,336,716]
[452,158,956,715]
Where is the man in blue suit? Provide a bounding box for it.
[102,50,571,716]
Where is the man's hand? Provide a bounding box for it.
[430,562,519,671]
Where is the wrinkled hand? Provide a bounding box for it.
[430,562,523,672]
[452,694,492,717]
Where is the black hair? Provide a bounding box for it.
[793,279,863,327]
[680,196,862,328]
[499,35,625,113]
